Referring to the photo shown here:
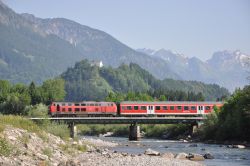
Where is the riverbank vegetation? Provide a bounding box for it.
[0,114,70,140]
[77,124,191,139]
[199,85,250,142]
[0,79,65,115]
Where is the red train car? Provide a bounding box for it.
[119,101,223,116]
[50,101,117,117]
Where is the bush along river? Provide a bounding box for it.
[83,136,250,166]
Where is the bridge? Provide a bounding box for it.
[30,117,205,140]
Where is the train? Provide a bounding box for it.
[49,101,223,117]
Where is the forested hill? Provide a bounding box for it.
[61,60,230,101]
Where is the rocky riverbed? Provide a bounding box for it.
[0,126,203,166]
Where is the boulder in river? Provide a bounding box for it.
[144,148,160,156]
[235,145,246,149]
[203,153,214,159]
[187,153,205,161]
[175,153,188,160]
[188,144,198,147]
[227,145,234,148]
[161,152,175,159]
[227,144,246,149]
[102,132,114,137]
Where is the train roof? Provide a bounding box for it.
[120,101,223,105]
[52,101,115,103]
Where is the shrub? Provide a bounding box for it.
[19,133,30,145]
[43,147,52,158]
[25,104,48,117]
[59,143,87,154]
[0,137,13,156]
[76,144,87,152]
[0,125,4,133]
[25,104,50,127]
[198,112,219,140]
[45,122,70,140]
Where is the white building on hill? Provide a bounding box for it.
[90,60,103,68]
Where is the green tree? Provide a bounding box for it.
[159,95,166,101]
[29,82,38,105]
[200,85,250,141]
[42,78,66,105]
[2,93,31,115]
[0,80,11,102]
[216,86,250,141]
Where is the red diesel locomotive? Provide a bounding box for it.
[50,101,223,117]
[50,101,117,117]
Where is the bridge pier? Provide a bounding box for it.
[129,123,141,141]
[192,122,203,134]
[68,122,77,138]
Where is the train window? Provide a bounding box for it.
[75,103,80,106]
[111,104,113,106]
[162,106,168,110]
[170,106,174,110]
[81,108,86,111]
[134,106,139,110]
[141,106,146,110]
[75,108,80,111]
[68,103,72,106]
[177,106,182,110]
[62,108,65,112]
[206,106,211,110]
[156,106,161,110]
[191,106,196,110]
[62,103,66,106]
[68,108,72,112]
[81,103,86,106]
[127,106,132,110]
[95,104,98,106]
[184,106,189,110]
[90,104,94,106]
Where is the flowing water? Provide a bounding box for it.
[85,136,250,166]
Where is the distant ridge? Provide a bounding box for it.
[137,48,250,91]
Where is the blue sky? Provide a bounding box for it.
[3,0,250,60]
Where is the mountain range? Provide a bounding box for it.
[0,1,178,85]
[137,48,250,91]
[0,1,249,92]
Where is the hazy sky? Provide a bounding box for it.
[3,0,250,60]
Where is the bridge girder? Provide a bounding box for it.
[30,117,204,125]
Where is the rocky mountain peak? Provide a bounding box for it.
[136,48,156,55]
[207,50,250,68]
[137,48,188,62]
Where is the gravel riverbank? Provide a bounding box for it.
[0,126,203,166]
[74,148,203,166]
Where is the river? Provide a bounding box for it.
[84,136,250,166]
